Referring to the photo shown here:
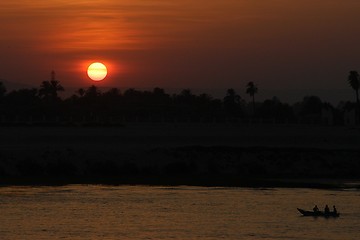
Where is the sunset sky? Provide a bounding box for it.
[1,0,360,102]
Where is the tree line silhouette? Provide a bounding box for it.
[0,71,359,126]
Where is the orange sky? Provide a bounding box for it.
[1,0,360,102]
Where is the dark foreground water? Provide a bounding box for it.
[0,185,359,240]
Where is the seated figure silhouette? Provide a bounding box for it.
[333,205,337,214]
[313,205,319,212]
[324,205,330,214]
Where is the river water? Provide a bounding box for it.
[0,185,359,240]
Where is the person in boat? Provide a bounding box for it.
[324,205,330,214]
[333,205,337,214]
[313,205,319,212]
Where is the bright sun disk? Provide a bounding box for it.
[87,62,107,81]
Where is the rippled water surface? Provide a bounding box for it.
[0,185,359,240]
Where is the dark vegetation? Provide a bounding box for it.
[0,146,359,188]
[0,70,359,126]
[0,71,359,187]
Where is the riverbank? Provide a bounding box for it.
[0,124,359,188]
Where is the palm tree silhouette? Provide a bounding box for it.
[39,80,64,101]
[246,81,258,115]
[39,71,64,101]
[223,88,242,118]
[224,89,240,105]
[348,71,360,123]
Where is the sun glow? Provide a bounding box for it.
[87,62,107,81]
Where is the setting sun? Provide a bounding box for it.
[87,62,107,81]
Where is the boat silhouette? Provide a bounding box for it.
[297,208,340,217]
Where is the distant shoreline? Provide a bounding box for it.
[0,176,359,190]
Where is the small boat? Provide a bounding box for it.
[297,208,340,217]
